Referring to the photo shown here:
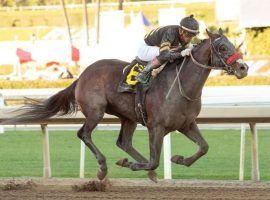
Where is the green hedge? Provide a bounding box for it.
[0,79,74,89]
[246,28,270,56]
[205,75,270,86]
[0,76,269,89]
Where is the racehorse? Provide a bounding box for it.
[2,29,248,182]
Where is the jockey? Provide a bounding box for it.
[136,14,199,84]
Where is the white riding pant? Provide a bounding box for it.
[136,41,159,62]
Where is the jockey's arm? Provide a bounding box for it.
[157,29,194,63]
[157,48,182,63]
[157,30,182,63]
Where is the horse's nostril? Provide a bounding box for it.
[240,65,247,71]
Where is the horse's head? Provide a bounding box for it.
[206,28,249,79]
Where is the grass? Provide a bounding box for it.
[0,64,13,75]
[0,2,215,27]
[0,129,270,180]
[0,27,51,41]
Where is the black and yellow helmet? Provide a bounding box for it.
[180,14,199,35]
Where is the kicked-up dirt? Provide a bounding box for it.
[0,178,270,200]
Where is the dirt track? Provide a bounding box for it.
[1,178,270,200]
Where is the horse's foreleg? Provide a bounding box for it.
[77,113,107,181]
[116,118,148,166]
[116,118,158,182]
[129,126,164,172]
[172,121,209,167]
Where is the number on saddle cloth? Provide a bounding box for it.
[118,59,146,94]
[126,61,144,86]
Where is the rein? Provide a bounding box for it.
[166,57,186,100]
[166,37,241,101]
[165,57,200,101]
[190,52,217,70]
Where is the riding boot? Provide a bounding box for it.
[136,58,160,84]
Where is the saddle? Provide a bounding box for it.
[117,57,151,126]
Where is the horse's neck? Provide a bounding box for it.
[180,39,212,99]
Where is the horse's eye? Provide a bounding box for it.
[219,45,227,52]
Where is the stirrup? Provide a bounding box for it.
[137,103,147,125]
[136,71,151,84]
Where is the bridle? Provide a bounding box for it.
[190,36,243,74]
[166,36,243,102]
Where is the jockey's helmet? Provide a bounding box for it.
[180,14,199,36]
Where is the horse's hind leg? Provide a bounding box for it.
[171,121,209,167]
[77,111,107,180]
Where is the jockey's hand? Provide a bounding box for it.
[180,48,192,57]
[170,45,182,52]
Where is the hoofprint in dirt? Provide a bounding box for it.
[1,178,270,200]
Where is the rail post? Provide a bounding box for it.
[163,133,172,179]
[239,123,246,181]
[41,124,51,178]
[249,123,260,181]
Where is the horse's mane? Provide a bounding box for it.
[192,39,208,52]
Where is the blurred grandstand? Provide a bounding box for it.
[0,0,269,80]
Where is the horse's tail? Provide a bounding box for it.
[3,80,78,124]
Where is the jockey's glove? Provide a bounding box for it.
[180,48,192,57]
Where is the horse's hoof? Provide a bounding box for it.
[115,158,129,167]
[171,155,184,165]
[97,169,107,181]
[182,158,193,167]
[147,170,158,183]
[130,163,140,171]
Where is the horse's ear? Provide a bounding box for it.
[218,28,224,35]
[236,41,244,52]
[206,29,213,38]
